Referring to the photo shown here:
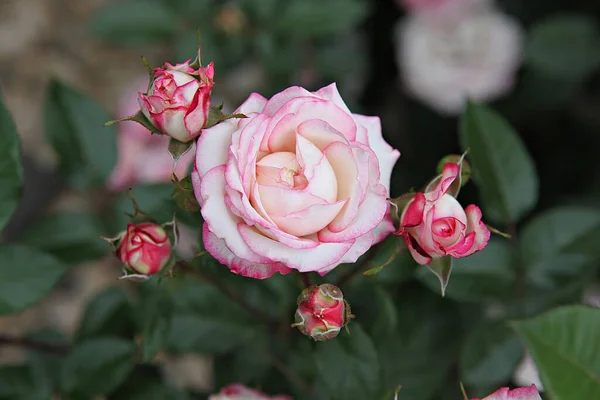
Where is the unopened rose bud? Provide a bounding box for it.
[293,284,350,341]
[117,223,172,275]
[139,61,214,143]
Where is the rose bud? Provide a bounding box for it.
[472,385,542,400]
[397,162,490,265]
[139,60,214,143]
[209,384,291,400]
[117,223,173,275]
[293,284,350,341]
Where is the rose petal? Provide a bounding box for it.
[459,204,491,257]
[427,162,459,201]
[200,166,274,264]
[234,92,268,115]
[296,134,337,202]
[203,224,291,279]
[297,119,348,150]
[194,119,238,179]
[271,200,346,237]
[474,385,542,400]
[262,86,316,116]
[238,224,354,272]
[316,229,375,276]
[352,114,400,194]
[313,83,352,114]
[404,233,433,265]
[257,183,329,216]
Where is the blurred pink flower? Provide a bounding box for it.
[398,0,480,13]
[209,384,291,400]
[395,0,523,115]
[108,77,195,191]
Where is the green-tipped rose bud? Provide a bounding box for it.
[116,223,172,276]
[293,284,350,341]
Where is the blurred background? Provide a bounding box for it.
[2,0,600,398]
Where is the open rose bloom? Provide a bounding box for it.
[209,384,291,400]
[473,385,542,400]
[192,84,400,278]
[398,163,490,264]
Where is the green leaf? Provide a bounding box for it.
[140,289,172,362]
[520,207,600,288]
[314,324,380,400]
[526,14,600,80]
[26,330,68,395]
[89,0,180,45]
[76,288,135,341]
[512,306,600,400]
[459,102,538,224]
[20,212,108,264]
[460,321,523,387]
[0,365,49,400]
[426,256,453,297]
[60,338,135,398]
[0,245,67,315]
[417,240,515,302]
[0,94,23,230]
[277,0,368,38]
[45,81,117,186]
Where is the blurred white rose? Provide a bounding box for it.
[395,1,523,115]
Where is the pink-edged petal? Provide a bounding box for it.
[322,142,361,231]
[318,183,388,243]
[183,86,211,136]
[404,233,432,265]
[259,96,319,151]
[172,78,200,104]
[235,92,268,115]
[267,100,358,152]
[297,119,348,150]
[432,194,467,224]
[203,224,291,279]
[352,114,400,194]
[194,118,238,178]
[475,385,542,400]
[427,162,460,201]
[445,230,475,256]
[458,204,491,257]
[372,210,396,243]
[316,230,375,276]
[418,205,443,256]
[313,83,352,114]
[200,166,274,264]
[191,169,204,207]
[238,224,354,272]
[271,200,346,237]
[234,114,270,194]
[263,86,316,116]
[401,192,426,227]
[296,134,337,202]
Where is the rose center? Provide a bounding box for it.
[256,151,307,189]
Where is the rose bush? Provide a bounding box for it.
[473,385,542,400]
[117,223,172,275]
[209,384,291,400]
[108,77,194,191]
[192,84,400,278]
[397,162,490,264]
[139,61,214,142]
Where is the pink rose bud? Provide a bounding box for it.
[139,60,215,143]
[294,284,349,341]
[117,223,172,275]
[472,384,542,400]
[397,162,490,265]
[209,384,292,400]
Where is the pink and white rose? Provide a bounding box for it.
[139,61,214,142]
[209,384,291,400]
[397,163,490,264]
[192,84,400,278]
[395,0,523,115]
[108,78,194,191]
[473,385,542,400]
